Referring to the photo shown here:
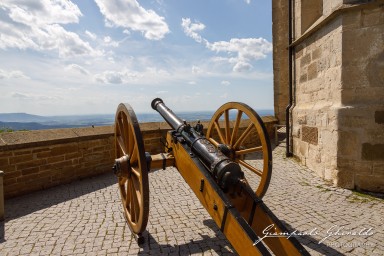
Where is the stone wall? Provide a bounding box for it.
[0,126,115,198]
[272,0,289,124]
[292,15,342,182]
[279,0,384,192]
[0,117,277,198]
[338,4,384,191]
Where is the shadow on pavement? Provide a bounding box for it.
[4,172,116,222]
[281,220,345,256]
[138,219,237,255]
[0,221,4,243]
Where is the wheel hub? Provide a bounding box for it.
[113,155,131,178]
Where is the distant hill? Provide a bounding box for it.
[0,110,274,131]
[0,113,114,131]
[0,121,83,131]
[0,113,51,123]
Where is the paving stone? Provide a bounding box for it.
[0,144,383,255]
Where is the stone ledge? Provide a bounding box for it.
[0,126,114,151]
[0,116,278,151]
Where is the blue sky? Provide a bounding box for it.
[0,0,273,115]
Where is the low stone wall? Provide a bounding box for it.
[0,117,277,198]
[0,126,115,198]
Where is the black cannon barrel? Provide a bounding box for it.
[151,98,184,131]
[151,98,244,190]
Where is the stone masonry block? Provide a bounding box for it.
[374,111,384,124]
[307,62,318,80]
[21,167,40,176]
[362,143,384,161]
[5,171,21,179]
[355,174,384,192]
[361,7,382,28]
[373,162,384,175]
[338,131,359,157]
[312,48,322,60]
[335,169,355,189]
[342,9,362,31]
[0,157,9,166]
[12,149,32,156]
[302,126,318,145]
[46,155,66,164]
[17,159,47,170]
[299,73,308,83]
[51,143,79,156]
[367,51,384,88]
[300,53,311,67]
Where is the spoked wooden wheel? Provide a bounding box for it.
[206,102,272,198]
[114,103,149,235]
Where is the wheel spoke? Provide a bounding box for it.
[233,122,254,149]
[125,179,132,210]
[207,137,219,147]
[230,110,243,147]
[127,124,134,158]
[121,115,129,145]
[116,135,127,155]
[119,179,127,202]
[224,109,230,144]
[237,159,263,176]
[117,117,125,141]
[131,176,141,222]
[130,144,138,164]
[214,120,226,144]
[235,146,263,156]
[131,166,141,179]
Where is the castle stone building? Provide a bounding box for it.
[273,0,384,192]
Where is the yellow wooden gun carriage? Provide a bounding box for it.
[112,98,309,255]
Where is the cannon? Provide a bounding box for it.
[112,98,310,255]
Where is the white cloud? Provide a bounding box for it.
[0,69,29,79]
[95,69,139,84]
[11,92,59,101]
[221,80,230,86]
[208,38,272,60]
[181,18,272,72]
[94,0,169,40]
[206,38,272,72]
[233,61,253,72]
[192,65,203,74]
[5,0,81,25]
[103,36,119,47]
[66,64,90,75]
[181,18,206,43]
[85,30,97,40]
[245,0,251,4]
[220,93,228,98]
[11,92,31,100]
[0,0,101,57]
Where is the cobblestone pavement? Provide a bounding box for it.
[1,144,383,255]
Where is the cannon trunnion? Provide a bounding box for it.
[113,99,309,255]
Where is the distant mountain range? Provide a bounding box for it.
[0,113,115,131]
[0,110,274,131]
